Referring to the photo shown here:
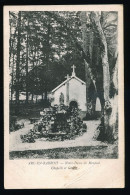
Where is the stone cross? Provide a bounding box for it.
[71,65,76,76]
[65,74,70,106]
[65,74,70,80]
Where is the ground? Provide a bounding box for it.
[9,119,118,159]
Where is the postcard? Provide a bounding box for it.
[4,5,124,189]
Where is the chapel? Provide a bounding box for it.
[51,65,101,112]
[51,65,87,111]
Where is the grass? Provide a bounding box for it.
[9,144,118,159]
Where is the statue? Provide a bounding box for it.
[59,92,64,105]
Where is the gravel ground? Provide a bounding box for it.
[9,119,118,159]
[10,120,105,151]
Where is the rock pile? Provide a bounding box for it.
[20,105,87,143]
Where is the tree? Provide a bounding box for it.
[9,12,17,103]
[48,11,118,142]
[89,11,118,142]
[80,12,95,113]
[9,11,86,104]
[15,11,21,111]
[90,12,111,140]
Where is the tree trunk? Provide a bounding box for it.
[32,93,33,101]
[26,20,29,104]
[45,90,47,101]
[11,52,15,103]
[31,51,35,102]
[42,93,43,101]
[46,19,50,70]
[15,11,21,113]
[9,19,12,69]
[91,12,113,142]
[36,95,37,104]
[80,12,92,113]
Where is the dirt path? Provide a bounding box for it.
[10,120,107,152]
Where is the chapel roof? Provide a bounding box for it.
[52,65,86,93]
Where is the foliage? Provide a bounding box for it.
[20,105,87,143]
[9,11,85,101]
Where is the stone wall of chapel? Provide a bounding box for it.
[51,84,67,106]
[51,78,87,111]
[69,78,86,111]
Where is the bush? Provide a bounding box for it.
[20,105,87,143]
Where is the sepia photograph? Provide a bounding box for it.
[8,10,119,159]
[4,5,124,189]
